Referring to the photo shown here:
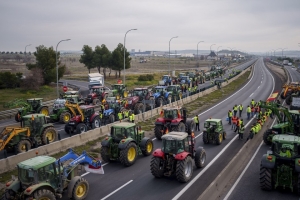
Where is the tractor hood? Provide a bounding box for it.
[153,92,161,98]
[126,96,139,104]
[103,109,114,116]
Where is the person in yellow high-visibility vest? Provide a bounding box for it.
[117,111,123,121]
[194,115,200,131]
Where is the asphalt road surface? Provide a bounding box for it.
[56,57,280,200]
[224,63,300,200]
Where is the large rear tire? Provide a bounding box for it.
[33,189,56,200]
[176,156,194,183]
[154,125,164,140]
[109,114,115,123]
[100,146,110,162]
[141,139,153,156]
[150,157,164,178]
[60,112,71,124]
[1,189,16,200]
[216,132,223,145]
[76,123,87,134]
[194,148,206,168]
[71,178,89,200]
[172,122,186,132]
[263,129,272,145]
[92,116,101,129]
[120,142,137,167]
[41,127,57,144]
[260,165,272,191]
[15,113,21,122]
[286,95,292,105]
[203,131,209,144]
[186,119,195,135]
[39,106,49,116]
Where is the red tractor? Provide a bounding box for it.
[85,86,110,105]
[125,88,154,114]
[150,131,206,182]
[154,106,195,140]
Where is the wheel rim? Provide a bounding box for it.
[185,159,193,177]
[21,144,26,151]
[76,182,87,198]
[64,114,70,122]
[127,146,136,162]
[201,153,206,165]
[219,133,223,142]
[146,142,153,153]
[46,131,55,142]
[80,126,86,133]
[94,119,100,128]
[41,108,49,115]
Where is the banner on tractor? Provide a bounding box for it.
[266,92,279,102]
[84,164,104,174]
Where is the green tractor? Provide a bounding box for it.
[49,99,76,124]
[100,122,154,167]
[111,84,128,99]
[1,149,103,200]
[5,98,50,122]
[165,85,183,102]
[0,114,57,154]
[260,134,300,193]
[62,90,85,105]
[202,118,226,145]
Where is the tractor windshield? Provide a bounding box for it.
[36,163,56,182]
[162,139,185,154]
[162,75,169,80]
[18,167,36,184]
[53,99,66,109]
[111,127,126,139]
[273,142,297,158]
[155,88,164,93]
[133,90,143,96]
[163,109,178,119]
[112,85,121,90]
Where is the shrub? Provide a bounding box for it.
[138,74,154,81]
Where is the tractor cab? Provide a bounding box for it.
[271,135,300,158]
[204,119,223,131]
[110,122,138,142]
[163,107,181,120]
[132,88,150,101]
[27,98,43,111]
[53,99,66,111]
[21,114,47,132]
[90,86,108,97]
[161,132,190,154]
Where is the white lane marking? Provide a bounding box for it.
[261,80,262,83]
[258,86,260,89]
[152,138,156,141]
[249,93,254,97]
[82,163,108,177]
[195,132,203,138]
[100,180,133,200]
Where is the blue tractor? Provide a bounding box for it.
[152,86,172,107]
[102,102,125,125]
[180,75,191,85]
[159,75,172,86]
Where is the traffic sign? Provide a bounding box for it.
[63,86,68,92]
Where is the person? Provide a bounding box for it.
[251,99,255,107]
[232,116,237,130]
[234,117,240,133]
[238,104,243,117]
[233,105,238,117]
[228,110,233,125]
[194,115,200,131]
[251,105,255,118]
[246,105,251,120]
[117,111,123,121]
[131,112,135,123]
[239,124,245,140]
[129,112,133,123]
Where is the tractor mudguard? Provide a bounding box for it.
[295,158,300,173]
[6,179,20,193]
[68,176,82,198]
[260,154,276,169]
[24,182,55,195]
[89,113,98,122]
[152,149,164,158]
[175,152,191,160]
[101,137,112,147]
[139,137,150,151]
[118,138,135,150]
[164,92,170,99]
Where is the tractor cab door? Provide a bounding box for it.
[37,163,58,188]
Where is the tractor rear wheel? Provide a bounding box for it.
[263,129,272,145]
[216,132,223,145]
[93,99,101,105]
[71,178,89,200]
[60,112,71,124]
[176,156,193,183]
[92,116,101,129]
[260,165,272,191]
[15,140,31,153]
[172,122,186,132]
[154,125,164,140]
[141,139,153,156]
[76,123,87,134]
[39,107,49,116]
[41,127,57,144]
[203,131,209,144]
[109,114,115,123]
[1,189,16,200]
[286,95,292,105]
[194,148,206,168]
[120,142,137,166]
[33,189,55,200]
[100,146,110,162]
[150,157,164,178]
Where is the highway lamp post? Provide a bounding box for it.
[197,41,204,61]
[56,39,70,98]
[169,36,178,76]
[227,47,233,59]
[123,28,137,85]
[278,48,287,58]
[24,44,31,63]
[217,46,222,60]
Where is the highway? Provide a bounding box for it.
[224,62,300,200]
[57,58,278,200]
[0,60,256,159]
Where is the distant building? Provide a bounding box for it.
[206,51,217,60]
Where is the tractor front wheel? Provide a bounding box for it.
[120,142,137,166]
[150,157,164,178]
[100,146,110,162]
[71,178,89,200]
[39,107,49,116]
[203,131,209,144]
[223,132,227,140]
[109,114,115,123]
[141,139,153,156]
[176,156,194,183]
[15,113,21,122]
[216,132,223,145]
[15,140,31,154]
[260,165,272,191]
[172,122,186,132]
[154,125,164,140]
[263,129,272,145]
[76,123,87,134]
[33,189,56,200]
[60,112,71,124]
[194,148,206,168]
[1,189,16,200]
[42,127,57,144]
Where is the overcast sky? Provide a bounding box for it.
[1,0,299,53]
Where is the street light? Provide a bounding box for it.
[197,41,204,61]
[123,29,137,85]
[169,36,178,75]
[56,39,70,98]
[210,44,216,52]
[24,44,31,63]
[25,44,31,54]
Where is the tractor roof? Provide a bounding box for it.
[134,88,148,90]
[27,98,43,101]
[112,122,136,128]
[113,84,124,86]
[80,105,94,109]
[163,106,182,111]
[272,134,300,144]
[91,86,106,89]
[64,91,78,95]
[18,156,56,170]
[23,114,45,119]
[155,86,167,89]
[289,110,300,115]
[162,131,188,140]
[205,118,222,123]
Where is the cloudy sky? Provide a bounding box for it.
[0,0,299,53]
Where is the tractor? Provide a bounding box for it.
[64,104,101,134]
[150,131,206,183]
[152,86,172,107]
[166,85,183,102]
[125,88,154,114]
[0,114,57,154]
[85,86,109,105]
[111,84,128,99]
[159,75,172,86]
[100,122,154,167]
[154,106,195,140]
[260,134,300,193]
[205,72,211,81]
[62,90,85,105]
[101,101,127,124]
[49,99,77,124]
[180,75,191,86]
[202,119,226,145]
[3,98,49,122]
[280,82,300,99]
[1,148,103,200]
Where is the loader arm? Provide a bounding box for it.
[0,127,30,151]
[65,101,85,121]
